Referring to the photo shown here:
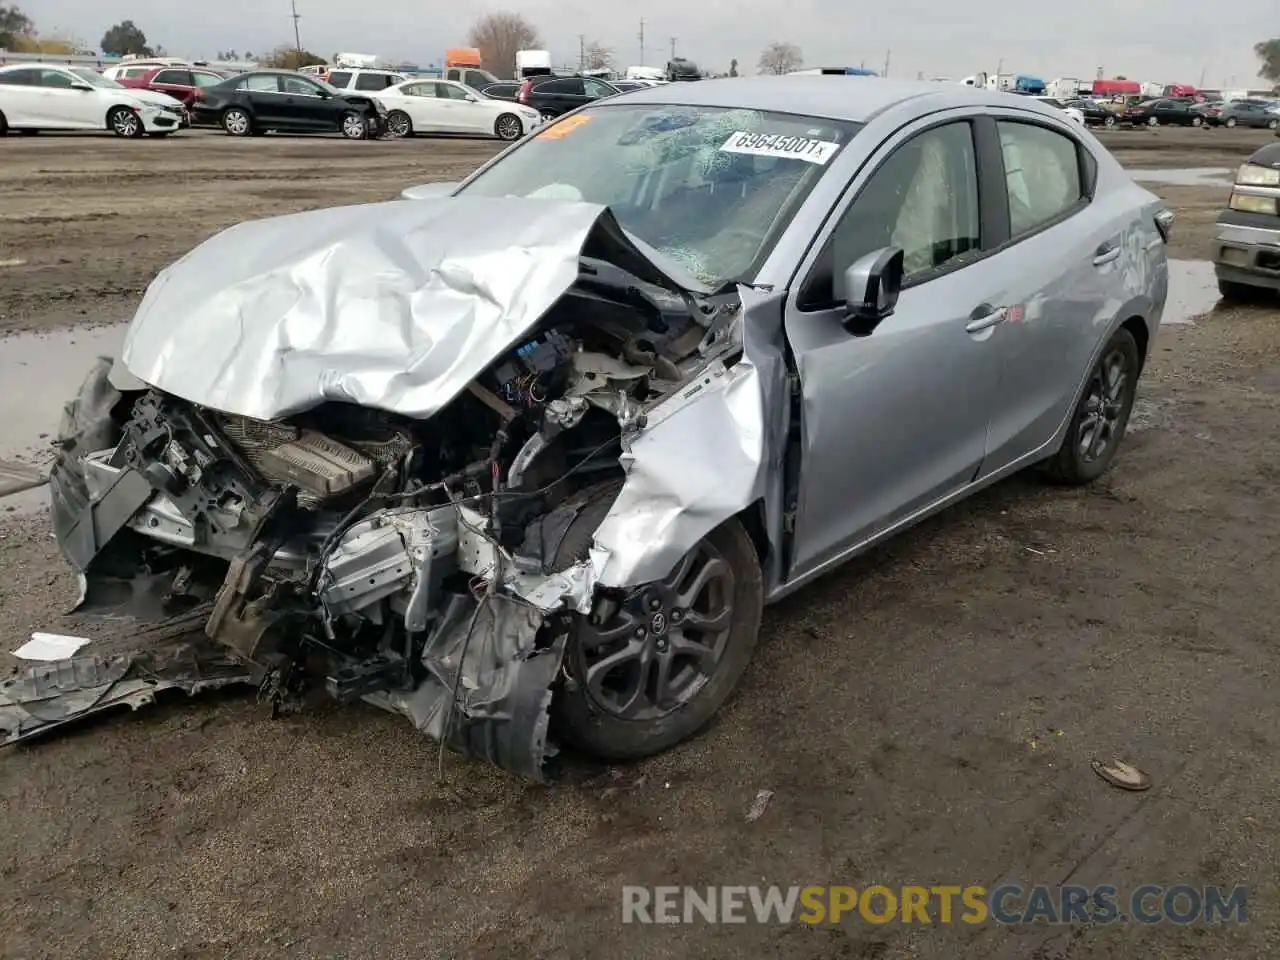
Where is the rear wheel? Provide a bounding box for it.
[551,482,765,760]
[1041,327,1141,485]
[1147,116,1159,127]
[1191,115,1202,127]
[1270,119,1279,131]
[1225,116,1237,128]
[385,110,412,138]
[539,109,557,122]
[108,106,143,138]
[221,107,252,136]
[1103,115,1116,127]
[340,111,367,140]
[494,112,523,141]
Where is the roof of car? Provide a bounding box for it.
[613,76,1053,122]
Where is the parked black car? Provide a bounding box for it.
[1123,98,1204,127]
[1212,99,1280,130]
[480,81,520,102]
[515,75,621,119]
[1064,98,1118,127]
[191,70,387,139]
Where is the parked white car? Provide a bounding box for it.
[1032,95,1085,125]
[324,67,408,93]
[0,64,186,137]
[377,78,542,141]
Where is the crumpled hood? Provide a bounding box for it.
[122,196,698,422]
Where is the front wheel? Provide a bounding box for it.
[385,110,412,139]
[341,111,368,140]
[221,107,252,136]
[551,484,764,760]
[1225,116,1237,128]
[108,107,143,138]
[1041,327,1141,485]
[494,112,523,141]
[539,109,557,122]
[1191,116,1202,127]
[1269,119,1279,131]
[1147,116,1159,127]
[1103,114,1117,127]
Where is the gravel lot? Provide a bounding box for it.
[1,125,1278,960]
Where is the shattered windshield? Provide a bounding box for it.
[456,103,861,286]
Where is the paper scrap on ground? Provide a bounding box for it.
[13,632,92,661]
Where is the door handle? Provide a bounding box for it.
[965,305,1007,333]
[1093,244,1121,266]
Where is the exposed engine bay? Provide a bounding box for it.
[18,260,745,781]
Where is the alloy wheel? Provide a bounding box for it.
[496,114,521,140]
[571,540,735,721]
[387,112,411,138]
[223,109,249,136]
[111,109,140,137]
[1077,348,1129,465]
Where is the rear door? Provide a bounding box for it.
[976,114,1120,473]
[398,81,448,131]
[0,68,44,126]
[244,73,288,126]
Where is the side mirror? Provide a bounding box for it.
[840,247,904,335]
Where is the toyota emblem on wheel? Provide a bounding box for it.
[649,612,668,635]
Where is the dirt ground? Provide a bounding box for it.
[2,125,1279,960]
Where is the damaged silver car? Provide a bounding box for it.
[5,79,1171,780]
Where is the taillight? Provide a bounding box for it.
[517,80,533,103]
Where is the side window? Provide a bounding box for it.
[39,69,76,89]
[403,83,435,98]
[354,72,386,91]
[543,79,582,95]
[436,83,471,100]
[446,69,460,81]
[154,69,189,85]
[245,74,279,93]
[328,71,351,89]
[803,121,980,308]
[193,72,223,87]
[281,75,322,95]
[0,68,40,86]
[583,78,613,97]
[997,121,1084,236]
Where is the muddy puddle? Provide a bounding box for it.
[1130,167,1234,187]
[0,323,124,512]
[1165,259,1220,325]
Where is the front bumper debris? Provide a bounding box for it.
[1213,214,1280,290]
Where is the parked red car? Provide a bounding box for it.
[117,66,229,109]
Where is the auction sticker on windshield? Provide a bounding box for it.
[537,115,593,140]
[720,131,840,165]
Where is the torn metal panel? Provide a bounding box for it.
[121,198,708,423]
[589,287,786,588]
[365,593,567,782]
[0,641,252,745]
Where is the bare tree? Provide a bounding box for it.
[583,40,613,71]
[757,41,802,76]
[467,12,541,79]
[1257,39,1280,82]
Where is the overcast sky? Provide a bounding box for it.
[26,0,1277,87]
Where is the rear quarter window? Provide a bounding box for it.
[328,71,352,88]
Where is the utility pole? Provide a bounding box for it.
[670,37,677,61]
[1198,64,1207,87]
[882,48,890,78]
[290,0,302,55]
[638,18,645,66]
[579,34,585,71]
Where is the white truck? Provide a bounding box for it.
[515,49,552,79]
[1046,77,1082,99]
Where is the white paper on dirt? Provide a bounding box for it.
[719,131,840,165]
[13,632,91,661]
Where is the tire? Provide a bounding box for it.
[107,106,143,138]
[1147,116,1159,127]
[494,112,523,141]
[1269,119,1279,131]
[539,109,557,122]
[222,107,252,137]
[1041,327,1141,485]
[385,110,412,139]
[1191,116,1202,127]
[340,111,367,140]
[551,482,765,760]
[0,110,7,135]
[1218,279,1268,303]
[1225,117,1237,128]
[1103,115,1116,128]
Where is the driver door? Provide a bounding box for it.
[783,116,1007,578]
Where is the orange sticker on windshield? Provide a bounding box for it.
[537,114,592,140]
